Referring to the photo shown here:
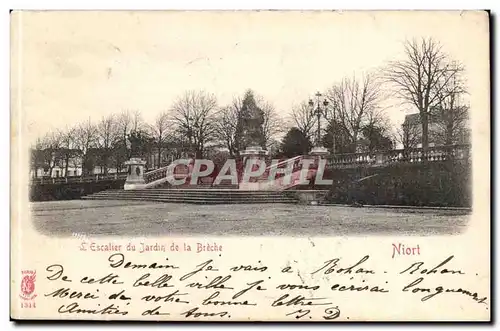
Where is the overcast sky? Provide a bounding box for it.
[12,10,489,144]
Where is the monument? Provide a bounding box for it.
[124,131,147,190]
[309,145,330,157]
[237,90,269,190]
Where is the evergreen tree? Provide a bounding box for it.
[281,127,312,157]
[235,90,266,149]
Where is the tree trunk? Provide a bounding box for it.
[352,133,358,153]
[445,119,453,146]
[64,156,69,177]
[421,112,429,151]
[81,155,86,177]
[103,155,109,175]
[196,144,203,159]
[157,148,162,168]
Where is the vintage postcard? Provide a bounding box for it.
[10,10,490,321]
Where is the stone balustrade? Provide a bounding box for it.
[31,173,127,185]
[141,145,471,186]
[327,144,470,168]
[144,164,189,184]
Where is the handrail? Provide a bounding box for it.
[144,173,189,189]
[256,166,317,191]
[39,145,466,187]
[327,144,470,167]
[144,164,172,177]
[264,155,303,172]
[328,144,471,160]
[30,173,127,184]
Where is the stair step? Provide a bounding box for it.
[83,193,295,199]
[82,197,297,204]
[83,188,299,204]
[89,192,288,197]
[87,197,292,202]
[152,184,239,189]
[90,192,288,197]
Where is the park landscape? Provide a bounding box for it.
[25,13,473,237]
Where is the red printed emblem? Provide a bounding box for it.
[19,270,37,301]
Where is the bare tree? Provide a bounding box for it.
[30,137,45,178]
[383,37,464,150]
[214,98,242,157]
[433,104,470,146]
[432,64,470,146]
[74,119,98,176]
[170,90,218,158]
[260,100,285,149]
[117,111,131,141]
[116,110,144,140]
[96,115,119,174]
[58,126,77,177]
[131,110,144,132]
[325,73,383,153]
[290,101,316,142]
[42,131,64,177]
[113,110,146,165]
[30,133,61,178]
[148,111,172,168]
[394,122,421,149]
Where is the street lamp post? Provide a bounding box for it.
[308,91,330,157]
[330,100,338,156]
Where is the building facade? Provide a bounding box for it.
[402,110,470,148]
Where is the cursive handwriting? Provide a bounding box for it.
[142,306,170,316]
[42,252,487,321]
[311,256,375,275]
[81,273,123,285]
[271,294,332,307]
[109,253,179,270]
[286,309,311,319]
[133,273,174,288]
[186,275,234,290]
[181,307,230,319]
[232,279,266,299]
[45,287,100,300]
[46,264,72,282]
[230,264,268,272]
[330,282,389,293]
[202,291,257,306]
[141,289,190,304]
[277,283,320,291]
[400,256,465,275]
[179,259,219,281]
[402,277,488,304]
[58,302,129,315]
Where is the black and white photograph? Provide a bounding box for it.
[26,11,474,238]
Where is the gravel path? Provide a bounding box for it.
[30,200,470,237]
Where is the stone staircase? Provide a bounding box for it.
[153,180,239,190]
[81,188,299,204]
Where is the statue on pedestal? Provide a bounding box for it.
[127,130,143,159]
[236,90,267,151]
[236,90,269,190]
[124,130,147,190]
